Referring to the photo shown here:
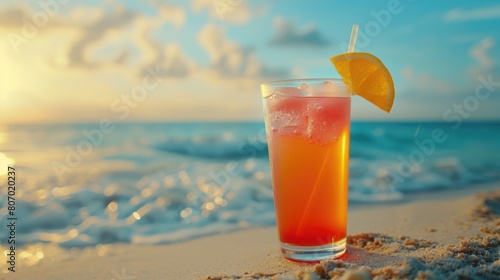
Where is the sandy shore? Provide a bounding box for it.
[4,182,500,280]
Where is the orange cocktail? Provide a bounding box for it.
[261,79,351,262]
[260,26,395,263]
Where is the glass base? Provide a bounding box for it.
[280,238,346,262]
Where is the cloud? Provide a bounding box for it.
[0,5,38,28]
[7,3,140,70]
[59,3,186,73]
[401,66,414,80]
[161,44,197,77]
[66,5,105,25]
[0,4,66,32]
[0,2,190,79]
[401,66,453,95]
[131,16,195,79]
[139,43,197,79]
[0,3,283,124]
[197,24,288,82]
[269,17,329,47]
[148,0,186,27]
[469,37,495,77]
[61,6,136,69]
[444,5,500,22]
[192,0,251,24]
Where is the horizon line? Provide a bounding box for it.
[1,119,500,126]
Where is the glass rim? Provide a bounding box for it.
[261,78,350,98]
[260,78,345,86]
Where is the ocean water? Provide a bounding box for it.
[0,122,499,247]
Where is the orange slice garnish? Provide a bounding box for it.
[330,52,395,112]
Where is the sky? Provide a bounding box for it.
[0,0,499,123]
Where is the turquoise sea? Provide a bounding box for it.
[0,122,499,246]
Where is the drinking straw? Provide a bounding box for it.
[348,24,359,53]
[295,24,358,235]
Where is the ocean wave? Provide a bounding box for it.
[0,158,276,247]
[154,136,269,160]
[1,122,499,247]
[3,155,498,247]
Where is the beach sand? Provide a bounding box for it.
[4,182,500,280]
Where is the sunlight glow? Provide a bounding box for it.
[0,153,15,176]
[0,42,7,102]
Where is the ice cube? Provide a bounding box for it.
[266,87,308,136]
[306,96,351,144]
[269,111,307,136]
[267,87,308,112]
[313,81,342,97]
[274,86,307,97]
[299,83,311,96]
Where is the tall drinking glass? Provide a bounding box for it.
[261,78,351,262]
